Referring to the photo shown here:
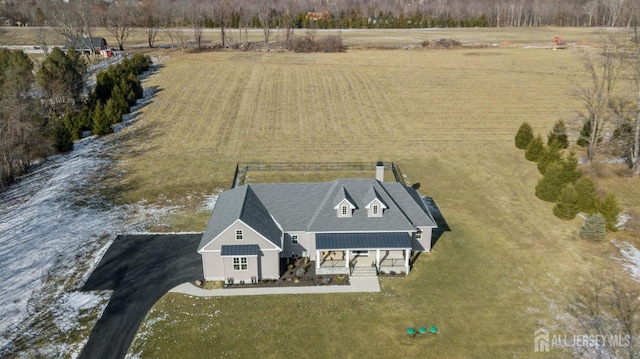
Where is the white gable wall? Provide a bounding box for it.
[200,220,282,281]
[201,220,281,252]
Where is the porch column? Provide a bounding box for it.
[316,250,320,269]
[345,250,350,268]
[376,249,380,268]
[405,249,410,270]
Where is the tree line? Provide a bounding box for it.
[516,120,621,241]
[2,1,640,50]
[0,47,151,189]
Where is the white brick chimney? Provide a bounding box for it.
[375,161,384,182]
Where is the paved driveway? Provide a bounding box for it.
[79,234,202,359]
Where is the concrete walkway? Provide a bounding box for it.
[169,277,380,296]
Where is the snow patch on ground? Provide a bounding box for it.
[0,65,176,357]
[614,241,640,281]
[201,192,219,212]
[0,131,166,357]
[61,292,107,313]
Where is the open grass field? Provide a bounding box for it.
[3,27,638,357]
[103,28,640,358]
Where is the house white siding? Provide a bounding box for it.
[202,252,225,281]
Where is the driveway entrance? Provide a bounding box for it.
[79,234,202,359]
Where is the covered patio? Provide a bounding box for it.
[315,233,411,276]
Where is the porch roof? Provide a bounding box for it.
[316,232,411,250]
[221,244,260,256]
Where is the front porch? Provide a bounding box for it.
[315,249,410,276]
[314,232,413,276]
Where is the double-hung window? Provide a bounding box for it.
[233,257,247,271]
[291,234,298,244]
[235,229,243,241]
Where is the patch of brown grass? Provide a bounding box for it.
[103,28,640,358]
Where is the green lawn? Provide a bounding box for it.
[83,28,640,358]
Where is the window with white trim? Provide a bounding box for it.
[233,257,248,271]
[291,234,298,244]
[416,230,422,240]
[373,205,379,215]
[235,229,243,241]
[341,205,348,216]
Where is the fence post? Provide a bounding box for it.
[231,163,239,188]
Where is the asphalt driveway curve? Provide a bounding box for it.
[79,233,202,359]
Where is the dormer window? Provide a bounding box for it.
[335,198,355,217]
[366,198,386,217]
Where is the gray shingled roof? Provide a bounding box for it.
[363,186,387,208]
[316,232,411,249]
[198,186,283,251]
[333,186,356,209]
[200,179,437,251]
[221,244,260,256]
[306,179,422,232]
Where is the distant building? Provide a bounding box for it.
[63,37,108,56]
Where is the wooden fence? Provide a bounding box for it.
[232,161,406,188]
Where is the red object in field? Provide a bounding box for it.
[553,37,566,46]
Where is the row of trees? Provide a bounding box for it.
[2,1,640,50]
[0,49,48,187]
[0,46,150,188]
[56,53,150,150]
[564,31,640,177]
[516,121,621,241]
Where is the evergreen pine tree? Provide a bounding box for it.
[577,122,590,148]
[127,72,143,99]
[120,77,137,106]
[515,122,534,149]
[535,162,564,202]
[579,213,607,241]
[525,135,544,162]
[547,119,569,148]
[577,121,602,148]
[51,122,73,152]
[104,98,122,125]
[111,84,131,115]
[553,183,579,219]
[92,101,112,136]
[537,139,563,174]
[61,110,81,140]
[560,151,582,184]
[598,193,621,232]
[575,177,597,214]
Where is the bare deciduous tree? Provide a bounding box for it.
[190,0,206,49]
[47,0,85,43]
[571,272,640,359]
[33,28,50,56]
[278,0,298,42]
[573,38,622,164]
[213,0,233,47]
[0,49,48,188]
[100,2,136,51]
[139,0,162,48]
[233,1,248,48]
[258,0,274,44]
